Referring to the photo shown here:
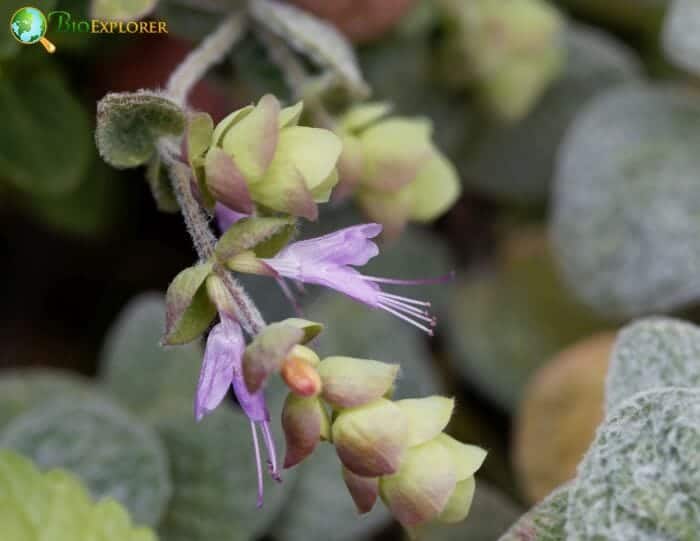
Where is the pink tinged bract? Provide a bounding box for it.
[261,223,451,335]
[195,315,280,508]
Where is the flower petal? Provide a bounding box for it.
[334,134,365,200]
[319,356,399,408]
[357,187,413,239]
[437,476,476,524]
[211,105,254,146]
[279,101,304,127]
[251,165,318,220]
[360,118,432,191]
[407,150,461,222]
[282,394,329,468]
[221,94,281,180]
[396,397,455,447]
[342,468,379,514]
[205,147,254,214]
[263,126,342,191]
[195,318,243,421]
[435,434,487,481]
[379,438,457,527]
[340,102,393,134]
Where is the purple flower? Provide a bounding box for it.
[215,202,248,233]
[196,314,280,507]
[261,223,449,335]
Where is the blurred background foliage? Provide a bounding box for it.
[2,0,700,538]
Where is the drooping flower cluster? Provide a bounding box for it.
[156,92,479,530]
[335,103,461,237]
[245,342,487,530]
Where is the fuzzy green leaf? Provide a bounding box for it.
[0,397,171,527]
[216,216,296,260]
[663,0,700,75]
[566,389,700,540]
[0,450,157,541]
[163,263,216,345]
[96,91,185,169]
[606,317,700,410]
[498,484,568,541]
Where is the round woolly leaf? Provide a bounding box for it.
[99,293,202,416]
[272,443,391,541]
[155,382,296,541]
[499,483,569,541]
[0,369,94,431]
[462,23,641,203]
[552,83,700,318]
[663,0,700,75]
[606,317,700,410]
[0,397,171,527]
[446,230,607,411]
[566,389,700,540]
[0,450,157,540]
[515,333,613,503]
[96,90,185,169]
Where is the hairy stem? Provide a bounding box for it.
[166,11,247,106]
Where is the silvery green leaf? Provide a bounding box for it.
[552,83,700,318]
[566,389,700,540]
[249,0,369,98]
[96,90,185,169]
[99,293,202,416]
[463,23,641,203]
[663,0,700,75]
[498,484,569,541]
[0,369,94,430]
[156,380,296,541]
[606,317,700,410]
[272,444,391,541]
[0,397,171,527]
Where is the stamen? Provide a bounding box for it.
[362,271,455,286]
[262,421,281,482]
[379,295,431,316]
[378,302,434,335]
[250,421,264,509]
[380,297,436,324]
[276,278,303,316]
[379,292,432,307]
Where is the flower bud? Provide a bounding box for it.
[434,433,487,481]
[437,0,565,120]
[332,398,409,477]
[318,356,399,408]
[207,94,342,220]
[379,439,457,527]
[281,353,322,397]
[396,396,455,447]
[337,104,460,236]
[282,393,330,468]
[342,468,379,514]
[437,476,476,524]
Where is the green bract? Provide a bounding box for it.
[337,104,460,236]
[437,0,565,120]
[206,95,342,220]
[163,263,216,346]
[0,451,157,541]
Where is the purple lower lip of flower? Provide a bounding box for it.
[260,223,454,335]
[195,314,280,508]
